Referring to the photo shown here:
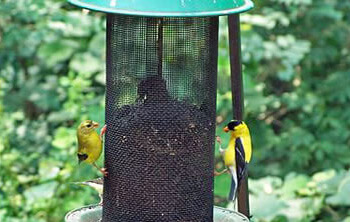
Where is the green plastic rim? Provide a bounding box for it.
[68,0,254,17]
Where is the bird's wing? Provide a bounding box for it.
[235,137,248,186]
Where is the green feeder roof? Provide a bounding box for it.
[68,0,254,17]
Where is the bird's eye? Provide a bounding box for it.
[86,124,92,128]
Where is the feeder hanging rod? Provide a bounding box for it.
[228,14,250,218]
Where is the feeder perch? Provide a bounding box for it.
[65,205,250,222]
[67,0,254,221]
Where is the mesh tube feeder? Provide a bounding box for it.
[67,0,254,221]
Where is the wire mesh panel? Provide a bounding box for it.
[103,14,219,222]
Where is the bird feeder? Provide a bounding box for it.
[67,0,253,221]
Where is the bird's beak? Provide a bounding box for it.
[92,121,99,128]
[223,126,229,133]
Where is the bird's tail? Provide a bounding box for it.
[71,179,104,195]
[72,178,103,188]
[72,181,90,187]
[228,166,238,202]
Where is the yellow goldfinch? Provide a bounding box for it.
[74,178,104,205]
[217,120,252,201]
[77,120,107,176]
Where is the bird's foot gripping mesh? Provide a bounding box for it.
[104,15,219,222]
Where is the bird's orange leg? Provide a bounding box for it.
[93,162,108,177]
[216,135,225,155]
[216,135,222,144]
[214,135,227,176]
[100,125,107,141]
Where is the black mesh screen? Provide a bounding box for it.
[103,14,219,222]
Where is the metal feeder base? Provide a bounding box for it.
[65,205,249,222]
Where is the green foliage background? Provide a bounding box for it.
[1,0,350,221]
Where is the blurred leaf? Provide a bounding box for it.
[280,197,323,222]
[39,160,60,181]
[251,193,288,221]
[249,176,283,195]
[313,169,346,194]
[69,52,103,75]
[278,173,309,198]
[24,181,58,205]
[343,217,350,222]
[38,39,79,67]
[326,177,350,206]
[89,32,106,57]
[52,127,76,150]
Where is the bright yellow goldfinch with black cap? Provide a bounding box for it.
[77,120,107,176]
[217,120,252,201]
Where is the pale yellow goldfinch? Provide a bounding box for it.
[77,120,107,176]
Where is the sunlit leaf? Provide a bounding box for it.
[250,193,288,221]
[326,177,350,206]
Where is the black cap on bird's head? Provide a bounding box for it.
[224,120,243,132]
